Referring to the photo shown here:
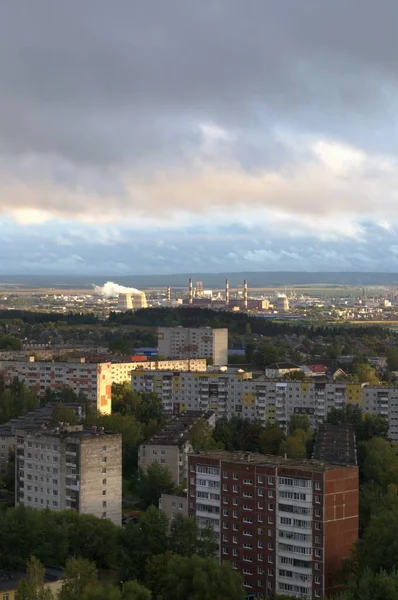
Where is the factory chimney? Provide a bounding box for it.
[166,286,171,302]
[188,278,193,305]
[243,278,248,310]
[225,278,230,307]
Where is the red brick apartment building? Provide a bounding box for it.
[188,451,358,599]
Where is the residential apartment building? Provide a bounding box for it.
[138,410,215,485]
[0,357,207,416]
[159,493,188,520]
[15,425,122,526]
[132,370,398,440]
[158,327,228,366]
[0,403,85,477]
[188,451,358,599]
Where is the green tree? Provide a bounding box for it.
[335,568,398,600]
[168,514,217,557]
[352,361,379,384]
[109,338,130,354]
[280,435,307,459]
[160,555,245,600]
[58,557,98,600]
[356,505,398,573]
[17,556,54,600]
[138,463,175,508]
[258,426,285,455]
[50,404,78,426]
[122,581,152,600]
[145,552,174,600]
[188,418,217,452]
[119,506,169,582]
[387,348,398,372]
[288,414,311,435]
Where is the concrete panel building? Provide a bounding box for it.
[139,410,215,486]
[159,493,188,520]
[15,425,122,526]
[188,451,358,599]
[0,357,207,417]
[132,370,398,441]
[158,327,228,366]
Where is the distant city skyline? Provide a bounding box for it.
[1,1,398,273]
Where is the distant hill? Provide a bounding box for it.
[0,272,398,289]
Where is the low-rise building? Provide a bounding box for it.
[159,493,188,520]
[139,410,215,486]
[188,451,359,599]
[265,363,302,378]
[15,424,122,526]
[0,567,63,600]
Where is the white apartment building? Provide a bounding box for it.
[0,357,207,415]
[158,327,228,366]
[132,369,398,440]
[15,425,122,525]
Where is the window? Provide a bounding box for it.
[103,445,107,451]
[315,563,320,571]
[315,549,322,558]
[103,501,107,508]
[315,495,321,504]
[315,481,321,491]
[102,490,106,496]
[257,553,263,561]
[268,542,273,550]
[233,485,238,493]
[102,479,107,485]
[315,522,321,530]
[258,540,263,548]
[223,471,228,479]
[315,509,321,518]
[258,475,264,484]
[268,503,274,511]
[315,575,321,584]
[222,547,228,555]
[268,477,274,485]
[233,523,238,531]
[315,536,321,544]
[233,472,238,480]
[102,457,107,463]
[268,555,273,564]
[233,536,238,544]
[223,509,228,517]
[268,516,273,524]
[258,488,263,497]
[243,479,253,485]
[102,512,107,518]
[243,504,252,511]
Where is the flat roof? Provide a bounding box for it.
[143,411,214,447]
[191,450,354,472]
[313,423,357,466]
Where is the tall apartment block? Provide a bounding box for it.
[188,451,358,599]
[132,370,398,440]
[0,357,207,415]
[15,425,122,526]
[157,327,228,366]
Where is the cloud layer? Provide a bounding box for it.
[1,1,398,272]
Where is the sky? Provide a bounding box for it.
[2,1,398,274]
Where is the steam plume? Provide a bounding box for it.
[94,281,142,298]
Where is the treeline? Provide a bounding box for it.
[109,307,394,338]
[0,507,244,600]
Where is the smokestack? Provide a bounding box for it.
[166,286,171,302]
[189,278,193,305]
[243,278,248,310]
[225,279,230,307]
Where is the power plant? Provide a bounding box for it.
[117,291,147,312]
[181,278,269,311]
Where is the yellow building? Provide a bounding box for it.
[0,568,63,600]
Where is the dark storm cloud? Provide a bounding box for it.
[1,0,398,165]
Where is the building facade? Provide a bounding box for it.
[138,410,215,485]
[188,451,358,599]
[157,327,228,366]
[0,357,207,416]
[15,425,122,526]
[132,370,398,440]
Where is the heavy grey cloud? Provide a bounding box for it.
[1,0,398,258]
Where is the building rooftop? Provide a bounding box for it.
[0,403,85,435]
[191,450,354,472]
[313,423,357,466]
[143,411,214,447]
[0,567,63,592]
[265,362,301,370]
[16,424,121,439]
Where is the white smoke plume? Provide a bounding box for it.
[94,281,142,298]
